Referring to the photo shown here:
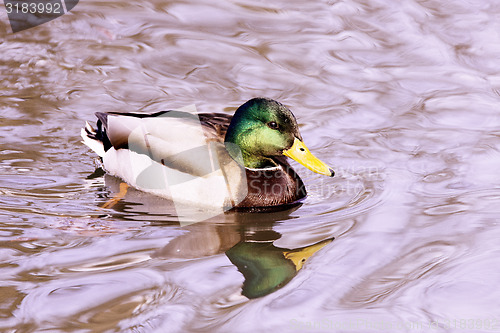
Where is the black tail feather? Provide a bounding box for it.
[91,112,112,152]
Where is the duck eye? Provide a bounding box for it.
[267,121,279,130]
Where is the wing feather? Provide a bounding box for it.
[101,111,233,178]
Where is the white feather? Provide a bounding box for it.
[81,113,248,214]
[101,145,247,210]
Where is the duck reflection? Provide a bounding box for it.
[94,173,334,298]
[226,238,332,298]
[152,207,333,299]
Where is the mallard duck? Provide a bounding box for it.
[81,98,334,210]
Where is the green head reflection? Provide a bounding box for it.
[226,238,333,299]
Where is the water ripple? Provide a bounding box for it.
[2,0,500,331]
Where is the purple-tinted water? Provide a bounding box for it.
[1,0,500,331]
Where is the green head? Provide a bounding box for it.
[225,98,335,177]
[225,98,301,168]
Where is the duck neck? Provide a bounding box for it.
[224,141,276,169]
[242,153,277,169]
[224,136,277,169]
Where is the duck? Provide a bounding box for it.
[81,98,334,210]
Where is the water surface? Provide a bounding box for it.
[1,0,500,332]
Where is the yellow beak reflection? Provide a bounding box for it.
[283,238,333,271]
[283,138,334,177]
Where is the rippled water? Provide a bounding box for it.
[2,0,500,332]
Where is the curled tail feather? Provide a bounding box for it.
[81,121,106,157]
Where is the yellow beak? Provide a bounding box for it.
[283,138,334,177]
